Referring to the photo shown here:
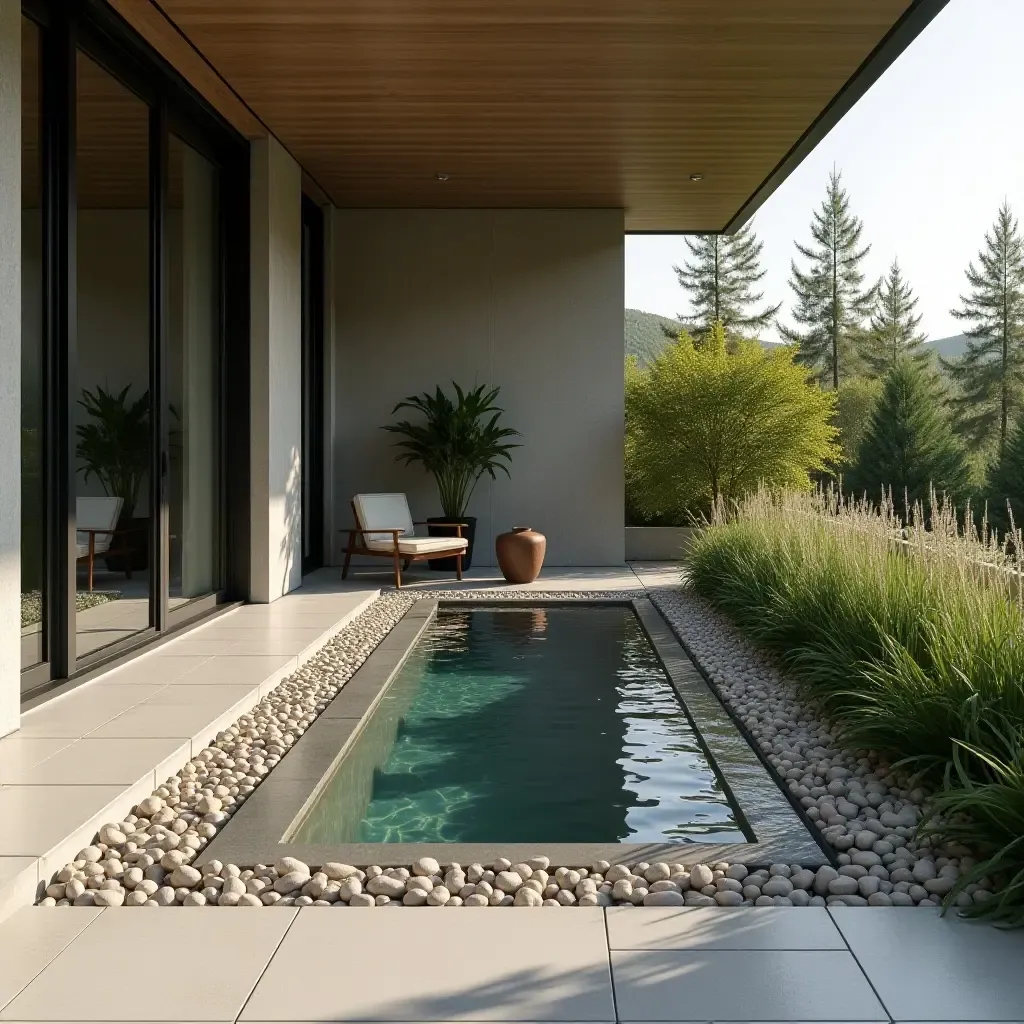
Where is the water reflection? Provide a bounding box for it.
[294,607,744,844]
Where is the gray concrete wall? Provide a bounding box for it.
[625,527,699,562]
[0,0,20,734]
[330,208,625,567]
[250,137,303,602]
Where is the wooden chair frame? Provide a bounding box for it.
[75,525,144,591]
[340,500,467,589]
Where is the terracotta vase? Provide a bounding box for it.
[496,526,546,584]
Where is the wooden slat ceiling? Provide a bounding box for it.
[153,0,915,230]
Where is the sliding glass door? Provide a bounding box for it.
[167,135,222,611]
[20,0,248,699]
[73,49,154,657]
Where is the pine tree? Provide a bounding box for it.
[847,359,972,511]
[946,201,1024,457]
[987,413,1024,532]
[673,221,781,340]
[781,169,878,389]
[866,258,928,374]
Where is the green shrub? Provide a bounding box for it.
[625,322,838,522]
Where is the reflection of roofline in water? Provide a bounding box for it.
[293,606,744,846]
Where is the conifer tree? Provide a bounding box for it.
[866,258,928,374]
[847,358,971,510]
[673,221,781,340]
[946,201,1024,456]
[987,413,1024,532]
[781,170,878,389]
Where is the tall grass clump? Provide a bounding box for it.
[689,486,1024,922]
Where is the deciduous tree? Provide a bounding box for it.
[834,376,883,470]
[626,321,839,520]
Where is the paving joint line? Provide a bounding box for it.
[601,908,623,1024]
[231,907,302,1023]
[0,907,107,1014]
[827,907,895,1023]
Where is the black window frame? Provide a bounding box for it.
[300,195,325,575]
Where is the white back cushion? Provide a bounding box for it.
[77,496,123,532]
[353,493,414,545]
[77,496,124,554]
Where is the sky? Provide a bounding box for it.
[624,0,1024,343]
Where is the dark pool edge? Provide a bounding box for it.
[633,597,831,867]
[204,595,830,870]
[643,591,838,868]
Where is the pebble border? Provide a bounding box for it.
[36,586,988,910]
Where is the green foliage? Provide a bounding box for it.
[781,170,878,389]
[625,321,839,521]
[673,221,781,340]
[988,414,1024,532]
[866,258,929,375]
[625,308,688,367]
[847,359,972,510]
[382,382,521,519]
[918,714,1024,927]
[75,385,152,518]
[946,201,1024,455]
[689,488,1024,922]
[834,376,882,469]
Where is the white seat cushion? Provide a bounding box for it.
[365,536,469,555]
[353,493,415,545]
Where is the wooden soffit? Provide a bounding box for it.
[113,0,944,230]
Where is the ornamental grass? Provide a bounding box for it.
[688,486,1024,923]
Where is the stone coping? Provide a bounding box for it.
[204,596,826,869]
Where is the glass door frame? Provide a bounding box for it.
[21,0,250,699]
[300,195,325,575]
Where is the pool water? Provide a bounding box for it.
[291,606,745,844]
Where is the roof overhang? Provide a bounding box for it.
[106,0,948,231]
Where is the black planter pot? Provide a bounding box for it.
[103,515,150,573]
[426,515,477,571]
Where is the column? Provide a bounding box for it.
[249,136,302,603]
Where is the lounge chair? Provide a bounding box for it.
[341,492,468,589]
[76,496,127,591]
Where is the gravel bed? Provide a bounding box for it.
[21,590,120,628]
[36,585,987,910]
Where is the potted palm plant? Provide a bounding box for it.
[383,382,521,570]
[75,384,152,571]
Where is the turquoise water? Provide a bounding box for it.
[293,606,744,844]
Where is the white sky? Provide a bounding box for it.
[624,0,1024,343]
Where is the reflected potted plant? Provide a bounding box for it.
[75,384,152,571]
[383,383,521,570]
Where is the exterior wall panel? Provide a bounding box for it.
[331,208,624,567]
[0,0,21,734]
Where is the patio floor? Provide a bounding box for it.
[0,904,1022,1022]
[3,563,1022,1022]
